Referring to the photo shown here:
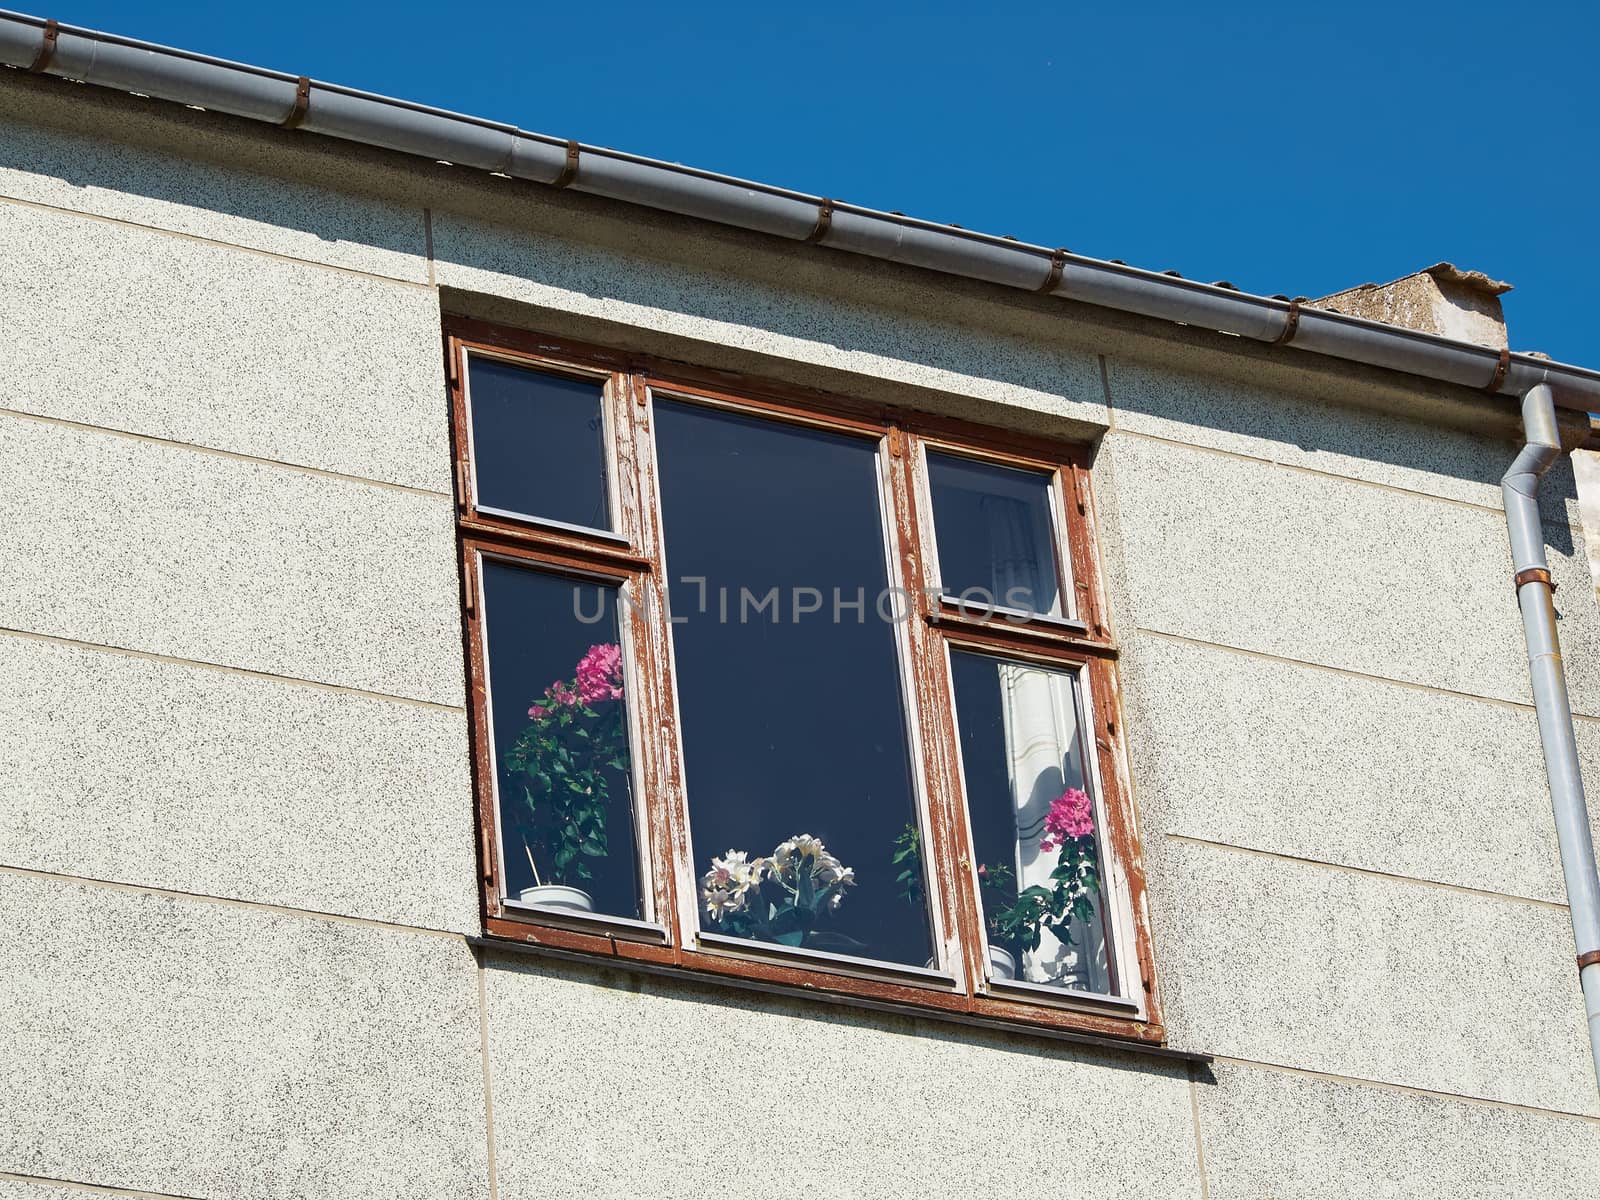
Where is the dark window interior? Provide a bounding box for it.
[653,399,936,968]
[469,358,611,531]
[480,561,643,920]
[926,450,1062,617]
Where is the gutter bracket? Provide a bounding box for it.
[1272,298,1304,345]
[1036,248,1068,294]
[26,18,58,73]
[1485,346,1512,394]
[281,76,311,129]
[550,140,580,189]
[804,198,834,244]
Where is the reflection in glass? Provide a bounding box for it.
[480,561,643,920]
[926,451,1062,617]
[949,650,1113,993]
[653,399,936,968]
[468,357,612,531]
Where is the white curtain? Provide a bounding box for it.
[985,496,1110,992]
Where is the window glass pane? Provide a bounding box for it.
[468,357,612,531]
[926,451,1062,618]
[480,560,643,920]
[653,399,936,969]
[948,650,1114,993]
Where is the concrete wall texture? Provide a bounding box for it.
[2,72,1598,1198]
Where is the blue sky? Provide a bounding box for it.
[45,2,1599,364]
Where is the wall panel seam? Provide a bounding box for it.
[0,627,467,714]
[1186,1061,1211,1199]
[0,862,469,940]
[1131,627,1600,725]
[1165,834,1572,912]
[0,1169,208,1198]
[0,406,454,501]
[1208,1055,1600,1125]
[1109,425,1587,536]
[0,189,433,290]
[476,961,501,1200]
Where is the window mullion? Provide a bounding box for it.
[1084,654,1158,1014]
[626,373,697,960]
[887,427,983,999]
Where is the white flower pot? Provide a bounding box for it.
[518,884,594,914]
[988,946,1017,980]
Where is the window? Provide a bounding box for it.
[449,321,1159,1042]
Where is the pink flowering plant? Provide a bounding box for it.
[988,787,1101,956]
[893,786,1101,958]
[504,643,629,888]
[700,834,857,950]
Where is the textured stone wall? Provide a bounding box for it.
[1,70,1597,1200]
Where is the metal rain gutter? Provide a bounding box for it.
[3,9,1600,414]
[1502,382,1600,1096]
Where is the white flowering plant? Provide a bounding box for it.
[700,834,856,950]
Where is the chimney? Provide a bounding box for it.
[1314,262,1511,350]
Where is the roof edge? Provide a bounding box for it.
[1,9,1594,412]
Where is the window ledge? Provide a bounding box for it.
[467,932,1203,1066]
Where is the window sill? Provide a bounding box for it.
[473,922,1186,1059]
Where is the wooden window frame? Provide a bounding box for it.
[447,316,1162,1045]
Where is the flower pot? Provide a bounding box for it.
[518,884,594,914]
[987,946,1017,980]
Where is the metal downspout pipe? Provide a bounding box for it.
[1502,382,1600,1094]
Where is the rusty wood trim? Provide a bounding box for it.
[281,75,311,128]
[889,426,980,998]
[1036,247,1069,294]
[458,516,650,567]
[483,916,676,963]
[449,328,648,559]
[1271,298,1303,345]
[26,19,59,72]
[911,412,1095,469]
[625,368,695,963]
[550,139,581,188]
[937,624,1113,667]
[1485,345,1512,393]
[447,333,503,921]
[805,197,835,244]
[1089,655,1162,1024]
[1514,566,1556,593]
[648,376,888,438]
[462,535,648,586]
[1579,950,1600,971]
[461,543,504,916]
[470,935,1189,1056]
[1067,464,1087,514]
[444,317,637,373]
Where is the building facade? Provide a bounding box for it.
[2,32,1599,1200]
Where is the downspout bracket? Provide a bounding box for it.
[1514,567,1556,593]
[1581,950,1600,971]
